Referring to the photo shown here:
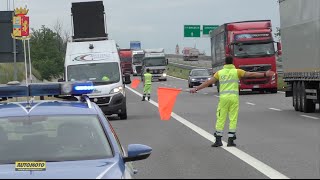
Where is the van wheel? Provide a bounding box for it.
[293,82,299,111]
[119,110,127,120]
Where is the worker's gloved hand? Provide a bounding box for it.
[266,70,276,77]
[190,88,198,94]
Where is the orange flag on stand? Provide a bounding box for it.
[158,87,182,121]
[131,79,141,89]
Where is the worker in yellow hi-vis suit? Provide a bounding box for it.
[142,69,152,101]
[190,56,275,147]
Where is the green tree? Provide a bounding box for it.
[30,25,65,80]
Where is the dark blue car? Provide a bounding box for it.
[0,82,152,179]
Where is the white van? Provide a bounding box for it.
[64,40,131,119]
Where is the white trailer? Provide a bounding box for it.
[280,0,320,113]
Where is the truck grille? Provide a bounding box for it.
[243,79,269,85]
[136,66,142,73]
[239,65,271,72]
[152,69,164,74]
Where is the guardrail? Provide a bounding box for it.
[166,54,211,61]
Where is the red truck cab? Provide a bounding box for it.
[119,49,133,74]
[211,20,278,93]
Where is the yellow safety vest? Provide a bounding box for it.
[144,73,152,85]
[218,64,239,96]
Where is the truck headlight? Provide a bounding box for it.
[110,86,124,94]
[208,77,211,80]
[163,73,167,77]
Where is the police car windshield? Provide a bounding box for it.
[0,115,113,164]
[67,62,120,84]
[144,58,166,67]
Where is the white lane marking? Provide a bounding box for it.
[269,108,282,112]
[214,95,220,98]
[204,93,208,95]
[126,86,289,179]
[96,163,117,179]
[167,75,187,81]
[246,102,256,106]
[301,115,319,120]
[278,91,285,94]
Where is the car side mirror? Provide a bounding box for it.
[124,144,152,163]
[277,42,282,56]
[123,73,131,84]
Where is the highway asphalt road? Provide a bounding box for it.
[110,76,320,179]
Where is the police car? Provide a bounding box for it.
[0,82,152,179]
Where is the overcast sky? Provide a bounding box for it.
[1,0,280,54]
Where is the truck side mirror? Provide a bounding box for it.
[277,42,282,56]
[166,59,169,65]
[58,78,64,82]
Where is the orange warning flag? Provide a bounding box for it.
[131,79,141,89]
[158,87,182,121]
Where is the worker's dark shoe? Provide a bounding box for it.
[211,134,223,147]
[142,96,146,101]
[227,137,237,147]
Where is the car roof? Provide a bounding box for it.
[0,100,98,118]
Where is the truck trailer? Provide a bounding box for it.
[280,0,320,113]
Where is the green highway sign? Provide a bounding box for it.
[184,25,201,38]
[203,25,219,35]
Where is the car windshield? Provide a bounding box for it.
[0,115,113,164]
[234,42,275,57]
[133,54,144,64]
[67,62,120,84]
[191,70,210,76]
[144,58,166,67]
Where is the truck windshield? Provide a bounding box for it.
[234,42,275,58]
[133,54,144,64]
[144,58,166,67]
[67,62,120,84]
[120,57,132,63]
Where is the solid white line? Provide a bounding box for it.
[167,75,187,81]
[269,108,282,111]
[204,93,208,95]
[126,86,289,179]
[214,95,220,98]
[301,115,319,120]
[96,163,116,179]
[246,102,256,106]
[278,91,285,94]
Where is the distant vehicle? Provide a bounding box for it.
[0,82,152,179]
[188,68,212,88]
[211,20,280,93]
[142,48,168,81]
[279,0,320,113]
[182,47,200,61]
[130,41,141,50]
[132,50,145,76]
[119,49,133,74]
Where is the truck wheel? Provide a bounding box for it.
[293,82,299,111]
[301,82,316,113]
[270,88,278,94]
[297,82,302,112]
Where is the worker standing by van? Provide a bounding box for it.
[190,56,276,147]
[142,69,152,101]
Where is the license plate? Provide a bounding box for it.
[253,85,260,88]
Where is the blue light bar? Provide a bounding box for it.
[0,82,94,99]
[71,82,94,95]
[0,85,28,98]
[29,83,61,96]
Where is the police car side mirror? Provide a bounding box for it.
[123,74,131,84]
